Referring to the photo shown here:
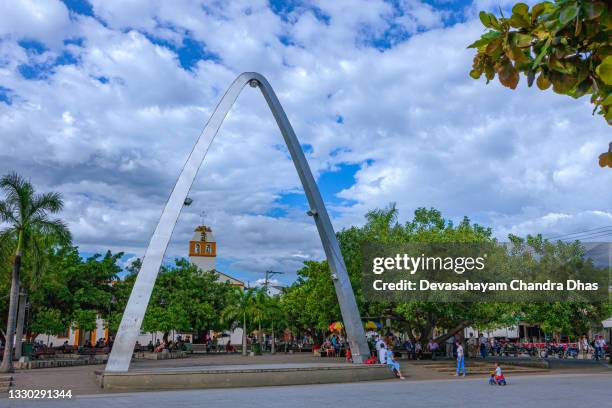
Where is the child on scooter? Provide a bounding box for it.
[488,362,506,386]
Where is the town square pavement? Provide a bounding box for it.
[2,372,611,408]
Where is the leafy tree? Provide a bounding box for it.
[30,308,65,346]
[468,1,611,127]
[352,205,511,344]
[12,235,56,359]
[509,234,612,337]
[282,261,341,335]
[0,173,70,373]
[283,205,609,346]
[26,245,123,348]
[106,264,137,335]
[139,259,234,343]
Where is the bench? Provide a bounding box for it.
[292,345,313,353]
[398,350,444,360]
[33,349,56,359]
[502,349,520,357]
[58,346,75,354]
[77,347,109,357]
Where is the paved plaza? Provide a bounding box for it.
[2,354,610,407]
[10,354,357,395]
[2,372,611,408]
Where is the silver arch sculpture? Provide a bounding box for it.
[105,72,370,372]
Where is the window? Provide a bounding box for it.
[205,244,212,254]
[195,244,200,253]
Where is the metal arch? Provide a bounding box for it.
[105,72,370,372]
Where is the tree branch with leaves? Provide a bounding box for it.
[468,1,611,128]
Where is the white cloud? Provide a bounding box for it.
[0,0,71,48]
[1,0,610,282]
[254,278,281,287]
[494,211,612,242]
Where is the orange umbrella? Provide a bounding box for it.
[329,322,344,332]
[364,321,378,330]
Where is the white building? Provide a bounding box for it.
[188,225,244,286]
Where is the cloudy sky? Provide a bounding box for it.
[1,0,610,285]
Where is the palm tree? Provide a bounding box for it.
[221,288,255,356]
[0,236,13,346]
[264,296,286,354]
[13,231,58,361]
[0,173,71,373]
[250,289,269,351]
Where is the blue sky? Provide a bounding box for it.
[1,0,611,286]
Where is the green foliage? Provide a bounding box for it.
[138,259,236,335]
[265,295,286,331]
[29,245,123,335]
[0,236,12,323]
[0,172,72,250]
[250,289,269,328]
[284,205,500,340]
[521,301,611,335]
[283,261,341,332]
[468,1,612,124]
[70,309,97,332]
[283,204,611,342]
[1,170,607,346]
[30,308,65,336]
[509,234,612,334]
[0,172,71,369]
[221,287,256,331]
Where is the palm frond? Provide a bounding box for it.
[0,200,18,224]
[27,233,49,288]
[31,192,64,215]
[30,218,72,245]
[0,229,16,276]
[0,228,16,256]
[0,172,33,217]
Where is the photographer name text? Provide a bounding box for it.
[372,279,599,292]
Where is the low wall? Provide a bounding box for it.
[483,356,611,369]
[100,364,396,391]
[482,357,549,369]
[133,351,187,360]
[15,357,107,370]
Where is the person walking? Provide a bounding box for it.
[455,340,466,377]
[580,335,589,359]
[595,335,606,360]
